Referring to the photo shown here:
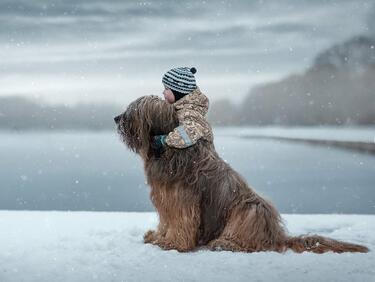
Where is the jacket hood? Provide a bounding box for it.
[174,88,209,116]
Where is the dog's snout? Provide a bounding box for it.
[114,114,121,124]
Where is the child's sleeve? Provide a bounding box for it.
[164,121,204,149]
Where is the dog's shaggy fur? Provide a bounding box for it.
[115,95,369,254]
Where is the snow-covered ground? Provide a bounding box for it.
[0,211,373,282]
[214,126,375,143]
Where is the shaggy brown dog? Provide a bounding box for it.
[114,95,369,254]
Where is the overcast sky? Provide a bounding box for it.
[0,0,374,106]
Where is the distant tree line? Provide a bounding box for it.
[208,36,375,126]
[1,36,374,130]
[0,96,121,130]
[208,66,375,126]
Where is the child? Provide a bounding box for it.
[152,67,213,151]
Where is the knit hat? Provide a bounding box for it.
[162,67,197,101]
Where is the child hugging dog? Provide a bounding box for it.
[152,67,213,153]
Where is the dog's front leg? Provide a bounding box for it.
[148,183,201,252]
[154,210,200,252]
[154,228,197,252]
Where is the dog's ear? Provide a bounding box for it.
[142,96,178,135]
[116,96,179,157]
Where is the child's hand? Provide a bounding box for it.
[151,135,167,157]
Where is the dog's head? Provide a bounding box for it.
[114,95,178,157]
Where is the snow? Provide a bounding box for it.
[0,211,373,282]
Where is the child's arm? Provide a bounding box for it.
[164,121,207,149]
[153,90,211,149]
[152,121,206,150]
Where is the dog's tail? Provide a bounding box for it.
[284,235,369,253]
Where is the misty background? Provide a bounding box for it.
[0,0,374,214]
[0,0,374,128]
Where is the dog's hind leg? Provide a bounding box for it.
[209,202,287,253]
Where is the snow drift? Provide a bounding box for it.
[0,211,373,282]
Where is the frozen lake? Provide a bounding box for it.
[0,128,374,214]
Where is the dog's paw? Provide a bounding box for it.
[143,230,157,244]
[155,240,176,251]
[207,239,223,251]
[154,239,195,252]
[154,239,186,252]
[207,238,242,252]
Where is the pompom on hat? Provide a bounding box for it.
[162,67,198,101]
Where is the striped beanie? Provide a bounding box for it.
[162,67,197,101]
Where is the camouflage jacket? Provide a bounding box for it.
[165,88,214,148]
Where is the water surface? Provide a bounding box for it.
[0,129,374,213]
